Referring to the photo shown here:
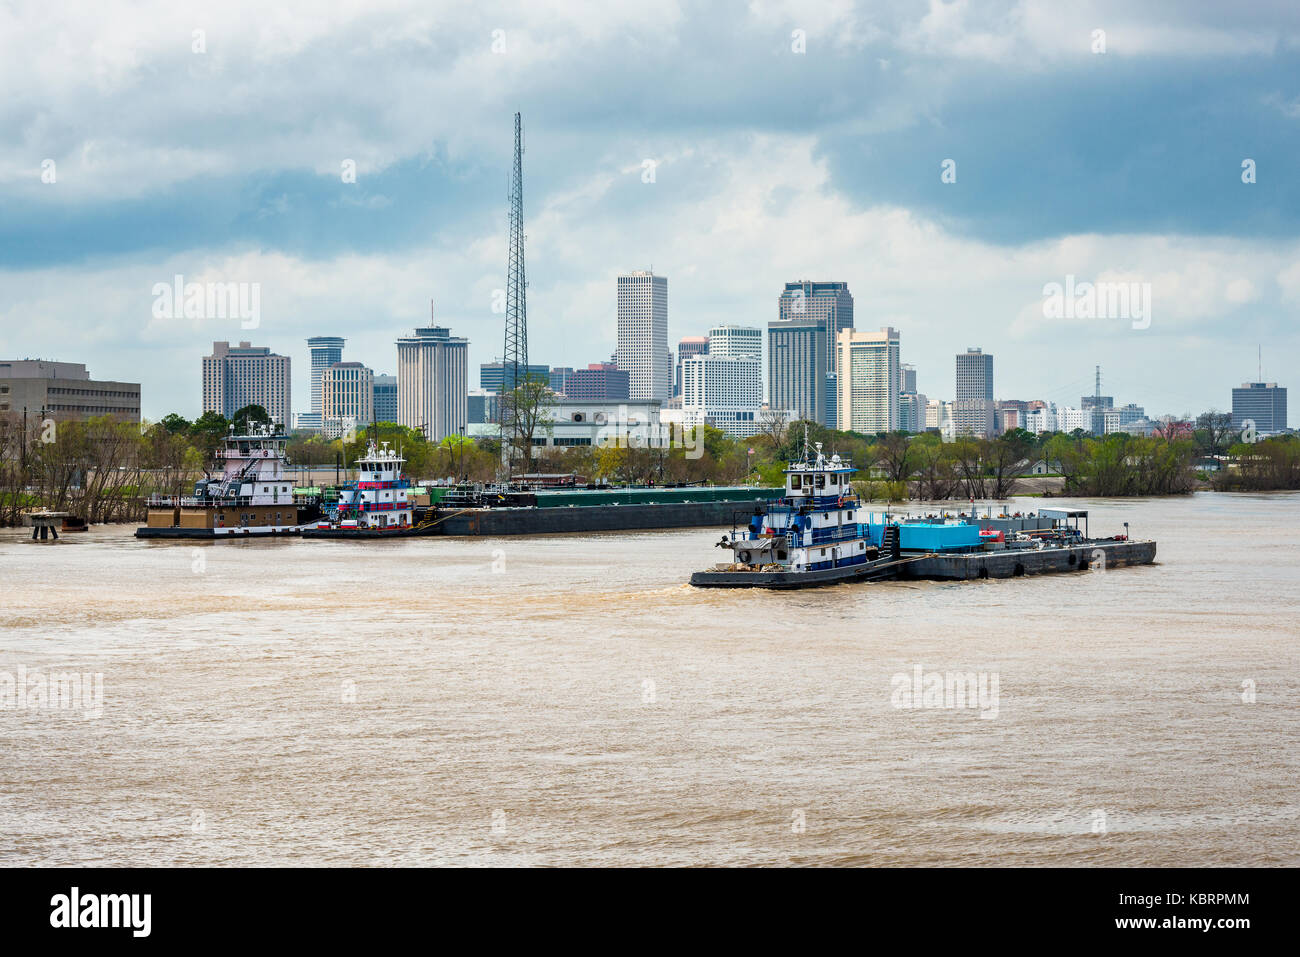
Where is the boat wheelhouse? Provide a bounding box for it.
[142,424,314,535]
[332,441,413,530]
[724,441,876,572]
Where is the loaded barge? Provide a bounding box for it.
[136,428,783,540]
[690,442,1155,589]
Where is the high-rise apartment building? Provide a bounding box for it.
[203,341,291,426]
[835,327,901,435]
[674,336,709,397]
[372,374,398,423]
[900,363,917,394]
[953,347,994,438]
[768,280,853,427]
[616,271,671,401]
[1232,382,1287,434]
[396,316,468,442]
[0,360,140,424]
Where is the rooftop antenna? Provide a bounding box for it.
[1258,343,1262,382]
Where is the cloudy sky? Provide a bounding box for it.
[2,0,1297,419]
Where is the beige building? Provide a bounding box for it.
[396,320,468,442]
[203,341,291,427]
[0,360,140,424]
[321,361,374,439]
[835,327,900,434]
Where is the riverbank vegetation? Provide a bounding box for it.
[2,403,1295,526]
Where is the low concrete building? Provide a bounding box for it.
[0,359,141,424]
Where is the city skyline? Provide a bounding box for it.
[3,2,1298,419]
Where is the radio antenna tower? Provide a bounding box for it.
[502,112,528,472]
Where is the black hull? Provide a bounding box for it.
[690,540,1157,589]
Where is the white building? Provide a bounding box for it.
[682,353,764,437]
[396,316,468,442]
[1025,404,1057,435]
[539,399,664,453]
[616,271,671,401]
[1058,406,1091,433]
[707,324,762,359]
[835,327,900,434]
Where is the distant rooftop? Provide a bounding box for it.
[0,360,90,379]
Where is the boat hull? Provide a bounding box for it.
[690,540,1157,589]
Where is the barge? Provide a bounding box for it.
[690,441,1156,589]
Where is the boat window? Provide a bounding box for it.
[815,474,826,489]
[789,475,801,489]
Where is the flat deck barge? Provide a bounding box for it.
[690,539,1156,588]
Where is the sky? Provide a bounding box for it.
[1,0,1297,420]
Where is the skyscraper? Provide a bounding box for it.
[320,362,373,438]
[768,280,853,426]
[564,362,630,400]
[835,327,900,435]
[1232,382,1287,434]
[674,336,709,397]
[616,271,671,401]
[372,374,398,423]
[953,347,994,438]
[396,314,468,442]
[203,341,291,427]
[306,337,345,422]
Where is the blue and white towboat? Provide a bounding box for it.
[690,440,906,588]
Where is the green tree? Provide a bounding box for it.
[231,404,272,433]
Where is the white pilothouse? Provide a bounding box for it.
[720,440,878,573]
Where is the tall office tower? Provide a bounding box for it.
[203,341,291,426]
[396,315,469,442]
[682,352,764,438]
[616,271,671,401]
[480,360,550,394]
[306,337,345,421]
[1232,382,1287,434]
[674,336,709,397]
[953,347,994,438]
[372,374,398,423]
[768,280,854,426]
[0,360,140,424]
[564,362,631,400]
[835,327,901,435]
[900,363,917,394]
[320,362,374,438]
[549,367,574,395]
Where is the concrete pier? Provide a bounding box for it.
[25,512,69,541]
